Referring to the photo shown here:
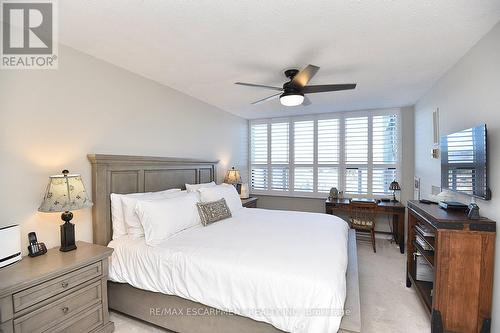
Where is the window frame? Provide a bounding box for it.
[249,109,402,199]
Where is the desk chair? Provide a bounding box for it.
[349,201,378,252]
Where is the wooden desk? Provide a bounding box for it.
[325,198,406,253]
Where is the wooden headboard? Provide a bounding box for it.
[87,154,218,245]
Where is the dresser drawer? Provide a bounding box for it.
[13,261,102,312]
[53,305,103,333]
[13,280,102,333]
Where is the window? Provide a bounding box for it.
[249,110,400,197]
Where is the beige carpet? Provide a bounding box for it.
[111,236,430,333]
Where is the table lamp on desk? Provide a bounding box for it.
[389,180,401,202]
[38,170,93,252]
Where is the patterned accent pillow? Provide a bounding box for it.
[197,198,232,226]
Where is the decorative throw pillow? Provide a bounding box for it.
[197,198,232,226]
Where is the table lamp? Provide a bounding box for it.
[38,170,93,252]
[389,180,401,202]
[224,166,242,193]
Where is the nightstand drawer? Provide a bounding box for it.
[54,305,103,333]
[13,280,102,333]
[13,261,102,312]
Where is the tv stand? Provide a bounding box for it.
[406,200,496,333]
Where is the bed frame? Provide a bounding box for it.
[88,154,361,333]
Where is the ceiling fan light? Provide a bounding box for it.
[280,92,304,106]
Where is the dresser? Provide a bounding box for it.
[406,201,495,333]
[0,241,114,333]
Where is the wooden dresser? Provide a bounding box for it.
[406,201,495,333]
[0,241,114,333]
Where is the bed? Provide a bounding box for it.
[88,154,361,333]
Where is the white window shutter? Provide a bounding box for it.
[251,167,268,190]
[294,120,314,164]
[271,122,289,164]
[345,116,368,164]
[251,123,268,164]
[294,167,314,192]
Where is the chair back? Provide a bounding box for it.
[349,201,378,229]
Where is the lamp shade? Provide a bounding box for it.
[389,181,401,191]
[224,167,241,184]
[39,170,93,213]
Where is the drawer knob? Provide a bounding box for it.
[62,306,69,314]
[61,281,68,288]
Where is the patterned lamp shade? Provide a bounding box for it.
[224,167,241,184]
[389,181,401,191]
[38,170,93,213]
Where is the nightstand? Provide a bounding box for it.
[241,197,258,208]
[0,241,114,333]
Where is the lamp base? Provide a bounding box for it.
[60,211,77,252]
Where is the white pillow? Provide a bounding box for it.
[121,189,183,239]
[198,184,242,213]
[110,190,175,239]
[135,193,201,246]
[110,193,129,240]
[185,181,216,193]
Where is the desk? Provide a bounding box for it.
[325,198,406,254]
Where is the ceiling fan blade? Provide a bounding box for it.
[235,82,283,91]
[290,64,320,89]
[302,95,312,106]
[303,83,357,94]
[251,92,281,105]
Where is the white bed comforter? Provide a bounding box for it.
[108,208,349,333]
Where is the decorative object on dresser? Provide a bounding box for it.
[27,232,47,257]
[329,187,339,200]
[406,200,495,333]
[326,198,406,253]
[0,225,21,268]
[348,201,378,253]
[0,241,114,333]
[224,166,242,193]
[38,170,93,252]
[389,180,401,202]
[239,183,250,199]
[241,196,258,208]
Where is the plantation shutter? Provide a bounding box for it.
[317,118,340,192]
[345,116,368,194]
[294,120,314,192]
[271,122,289,191]
[250,123,268,190]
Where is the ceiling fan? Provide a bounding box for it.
[235,64,356,107]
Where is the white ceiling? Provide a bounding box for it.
[59,1,500,119]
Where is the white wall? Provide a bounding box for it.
[255,105,415,233]
[415,21,500,331]
[0,45,248,253]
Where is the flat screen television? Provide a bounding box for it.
[440,124,490,200]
